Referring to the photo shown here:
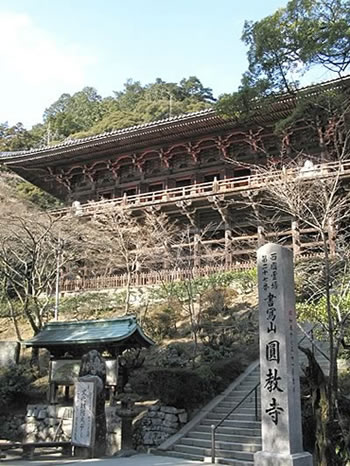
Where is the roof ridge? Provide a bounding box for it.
[0,108,215,158]
[1,74,350,160]
[45,315,137,326]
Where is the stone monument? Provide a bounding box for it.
[255,243,313,466]
[73,350,107,458]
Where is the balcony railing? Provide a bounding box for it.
[52,159,350,217]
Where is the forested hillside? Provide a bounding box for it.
[0,76,214,152]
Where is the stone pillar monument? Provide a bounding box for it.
[255,243,312,466]
[73,350,107,458]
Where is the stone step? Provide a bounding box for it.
[189,431,262,444]
[173,444,255,461]
[224,394,260,401]
[201,419,261,429]
[219,403,261,411]
[225,390,255,398]
[213,406,260,415]
[195,424,261,436]
[181,437,261,452]
[215,458,254,465]
[206,412,258,422]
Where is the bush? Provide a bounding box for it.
[147,354,250,409]
[0,365,34,409]
[147,367,214,409]
[143,306,178,340]
[210,357,246,392]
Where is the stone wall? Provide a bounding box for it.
[4,404,122,456]
[0,413,25,441]
[134,405,187,448]
[0,403,188,452]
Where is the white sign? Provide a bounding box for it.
[72,379,96,448]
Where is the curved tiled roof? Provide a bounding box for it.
[1,74,349,164]
[24,315,154,348]
[0,108,218,162]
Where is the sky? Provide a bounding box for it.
[0,0,334,129]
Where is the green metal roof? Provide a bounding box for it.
[24,316,154,348]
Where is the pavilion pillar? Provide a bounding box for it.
[291,221,300,258]
[328,217,336,258]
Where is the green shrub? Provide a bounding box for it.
[147,367,214,409]
[147,354,250,409]
[210,357,246,392]
[0,365,34,409]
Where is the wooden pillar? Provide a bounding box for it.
[292,221,300,258]
[193,233,201,269]
[257,226,266,248]
[225,228,232,269]
[328,217,336,257]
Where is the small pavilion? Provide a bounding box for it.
[24,315,154,403]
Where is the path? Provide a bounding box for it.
[0,452,204,466]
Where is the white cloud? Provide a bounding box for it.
[0,11,96,127]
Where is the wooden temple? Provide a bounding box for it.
[1,76,349,289]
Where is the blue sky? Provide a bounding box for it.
[0,0,333,128]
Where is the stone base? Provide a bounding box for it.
[254,451,313,466]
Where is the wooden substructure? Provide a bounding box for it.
[58,159,345,293]
[60,219,336,293]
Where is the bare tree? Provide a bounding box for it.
[90,205,178,313]
[224,92,350,464]
[0,182,94,339]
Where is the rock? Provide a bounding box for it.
[24,423,37,434]
[114,448,138,457]
[37,409,47,420]
[164,413,178,423]
[148,405,160,411]
[25,433,36,443]
[160,406,179,414]
[178,412,188,423]
[163,419,178,429]
[47,406,57,417]
[161,426,178,435]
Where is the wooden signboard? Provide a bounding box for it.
[51,359,118,386]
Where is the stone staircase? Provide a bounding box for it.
[156,327,330,465]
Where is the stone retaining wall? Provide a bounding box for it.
[0,404,187,453]
[0,404,121,456]
[0,414,25,441]
[134,405,187,448]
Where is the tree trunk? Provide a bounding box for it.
[299,346,339,465]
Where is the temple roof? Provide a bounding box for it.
[0,109,226,165]
[1,75,349,167]
[24,315,154,350]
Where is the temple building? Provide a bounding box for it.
[1,76,349,287]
